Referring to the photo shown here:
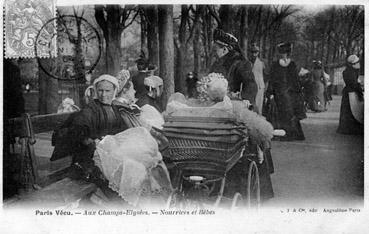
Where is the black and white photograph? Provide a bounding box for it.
[1,0,367,233]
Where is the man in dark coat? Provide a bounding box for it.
[186,72,198,98]
[131,52,157,99]
[210,28,257,106]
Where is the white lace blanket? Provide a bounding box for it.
[94,127,170,206]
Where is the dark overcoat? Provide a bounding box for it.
[210,51,258,105]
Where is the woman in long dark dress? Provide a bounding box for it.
[267,42,306,141]
[337,55,364,135]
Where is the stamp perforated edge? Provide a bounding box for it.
[3,0,57,59]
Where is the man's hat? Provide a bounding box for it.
[135,50,148,65]
[312,60,322,68]
[213,28,238,49]
[277,42,293,54]
[147,64,157,72]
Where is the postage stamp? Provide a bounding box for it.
[4,0,56,58]
[36,15,101,80]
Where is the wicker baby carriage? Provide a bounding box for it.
[162,115,260,209]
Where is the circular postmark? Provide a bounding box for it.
[35,15,101,81]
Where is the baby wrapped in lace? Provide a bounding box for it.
[93,70,171,207]
[166,73,274,154]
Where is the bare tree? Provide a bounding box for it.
[158,5,175,108]
[145,6,160,69]
[193,5,205,76]
[174,5,191,93]
[138,7,148,55]
[219,5,235,33]
[94,5,139,76]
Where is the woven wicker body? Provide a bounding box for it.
[163,116,252,183]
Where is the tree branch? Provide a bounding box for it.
[95,5,108,38]
[186,5,203,45]
[207,5,220,25]
[122,10,139,30]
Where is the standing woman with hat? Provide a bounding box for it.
[267,42,306,141]
[337,55,364,135]
[131,51,158,99]
[210,28,258,107]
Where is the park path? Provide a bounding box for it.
[264,95,364,208]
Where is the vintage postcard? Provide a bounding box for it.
[1,0,368,233]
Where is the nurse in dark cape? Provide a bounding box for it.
[337,55,364,135]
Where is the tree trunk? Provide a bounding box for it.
[38,59,60,114]
[193,7,202,76]
[219,5,234,33]
[146,6,160,70]
[239,6,248,58]
[192,5,205,77]
[95,5,124,76]
[175,48,185,93]
[262,34,267,59]
[158,5,174,109]
[203,8,214,71]
[202,9,213,71]
[106,32,122,76]
[140,12,148,54]
[193,35,200,77]
[175,5,189,94]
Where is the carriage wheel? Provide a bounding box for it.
[230,192,243,210]
[246,161,260,209]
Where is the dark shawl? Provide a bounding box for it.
[136,95,163,113]
[131,71,150,98]
[210,51,257,105]
[51,99,128,162]
[337,67,363,135]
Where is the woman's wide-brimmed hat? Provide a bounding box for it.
[213,28,238,49]
[144,75,163,88]
[277,42,293,54]
[135,50,148,65]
